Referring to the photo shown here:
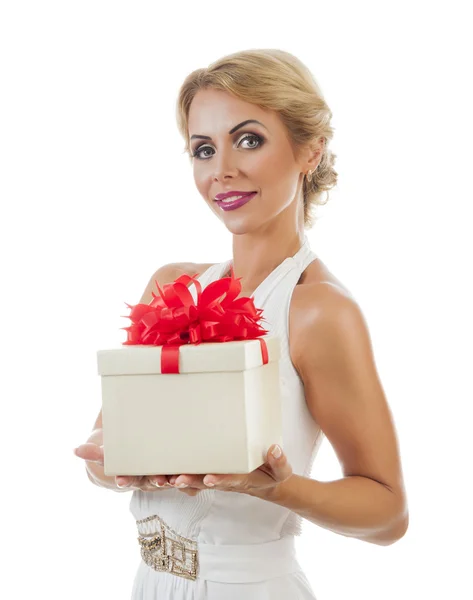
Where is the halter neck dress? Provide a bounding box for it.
[130,235,325,599]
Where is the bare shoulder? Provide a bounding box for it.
[296,256,354,301]
[138,261,217,304]
[289,258,359,370]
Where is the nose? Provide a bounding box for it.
[212,147,239,182]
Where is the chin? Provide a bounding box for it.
[212,203,277,235]
[221,218,266,236]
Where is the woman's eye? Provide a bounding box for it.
[192,133,264,160]
[193,146,213,159]
[241,134,261,148]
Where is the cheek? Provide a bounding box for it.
[268,152,293,178]
[249,152,291,187]
[248,154,274,180]
[193,170,208,197]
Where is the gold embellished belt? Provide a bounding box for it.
[137,514,198,581]
[136,514,300,584]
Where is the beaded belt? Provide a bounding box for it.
[136,514,301,584]
[136,514,198,581]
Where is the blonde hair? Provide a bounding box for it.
[176,49,338,229]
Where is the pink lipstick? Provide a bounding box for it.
[215,192,257,211]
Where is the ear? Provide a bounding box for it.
[304,136,325,172]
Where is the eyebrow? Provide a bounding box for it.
[190,119,268,141]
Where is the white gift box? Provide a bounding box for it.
[97,336,282,476]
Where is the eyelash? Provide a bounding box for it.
[191,133,264,160]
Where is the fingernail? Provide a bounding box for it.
[271,444,282,459]
[203,478,215,487]
[177,483,188,488]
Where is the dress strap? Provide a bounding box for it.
[248,235,318,307]
[193,236,318,306]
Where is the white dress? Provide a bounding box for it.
[130,235,325,599]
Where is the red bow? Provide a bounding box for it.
[121,268,269,373]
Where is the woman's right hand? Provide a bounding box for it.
[74,431,199,495]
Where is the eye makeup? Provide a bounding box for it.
[191,132,265,160]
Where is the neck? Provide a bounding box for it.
[226,231,306,294]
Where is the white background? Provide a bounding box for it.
[1,1,471,599]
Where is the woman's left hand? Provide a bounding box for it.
[152,444,292,497]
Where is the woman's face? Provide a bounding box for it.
[188,88,308,234]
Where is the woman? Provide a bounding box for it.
[74,48,409,599]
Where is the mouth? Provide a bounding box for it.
[214,192,257,211]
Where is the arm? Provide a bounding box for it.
[250,474,407,546]
[250,286,409,546]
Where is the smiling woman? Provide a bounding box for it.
[74,48,408,600]
[177,49,338,230]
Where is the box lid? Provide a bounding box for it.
[97,335,280,376]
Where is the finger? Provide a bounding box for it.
[115,476,131,487]
[115,475,141,488]
[117,476,172,492]
[140,477,164,492]
[174,475,207,489]
[168,475,194,486]
[147,475,170,488]
[267,444,292,481]
[74,443,104,465]
[202,474,242,489]
[268,444,283,461]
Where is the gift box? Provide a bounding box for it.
[97,268,283,476]
[97,336,282,476]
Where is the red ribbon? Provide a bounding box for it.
[121,268,269,373]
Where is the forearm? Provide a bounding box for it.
[249,474,408,545]
[83,429,127,493]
